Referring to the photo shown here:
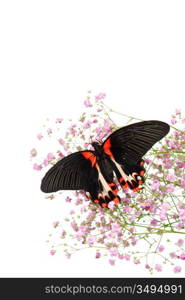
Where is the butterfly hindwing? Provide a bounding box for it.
[102,120,170,192]
[87,162,120,207]
[110,158,145,192]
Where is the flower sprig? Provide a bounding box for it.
[30,91,185,274]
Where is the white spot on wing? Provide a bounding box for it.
[112,158,137,184]
[96,164,111,197]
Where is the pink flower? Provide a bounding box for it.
[56,118,63,123]
[50,249,56,256]
[141,199,156,213]
[70,221,78,232]
[58,152,64,158]
[151,180,160,191]
[69,128,77,136]
[83,121,91,129]
[58,138,65,145]
[58,138,68,151]
[76,232,83,241]
[37,133,43,140]
[175,108,181,115]
[109,247,119,257]
[150,219,158,226]
[47,153,55,160]
[30,148,37,157]
[43,159,48,166]
[159,211,167,221]
[84,98,92,107]
[95,251,101,259]
[176,239,184,246]
[179,208,185,221]
[158,245,165,252]
[131,236,137,246]
[177,161,185,168]
[108,201,115,210]
[171,118,177,125]
[124,205,132,213]
[124,254,130,261]
[145,264,151,269]
[167,174,176,182]
[155,264,162,272]
[87,236,96,245]
[173,266,181,273]
[109,259,115,266]
[180,181,185,189]
[165,184,175,193]
[111,223,121,233]
[95,92,106,100]
[52,221,59,228]
[179,253,185,260]
[161,202,171,210]
[145,158,151,164]
[33,163,42,171]
[47,128,52,134]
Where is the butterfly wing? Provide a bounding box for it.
[41,151,97,193]
[102,120,170,191]
[103,120,170,163]
[41,150,119,207]
[87,157,120,207]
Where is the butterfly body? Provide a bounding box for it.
[41,120,170,207]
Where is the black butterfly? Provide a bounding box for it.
[41,120,170,207]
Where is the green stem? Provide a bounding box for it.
[166,215,174,231]
[108,107,143,122]
[133,230,185,235]
[170,125,184,132]
[154,234,163,253]
[151,150,185,155]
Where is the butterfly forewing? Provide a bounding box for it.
[103,120,170,164]
[41,151,96,192]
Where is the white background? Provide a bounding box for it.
[0,0,184,277]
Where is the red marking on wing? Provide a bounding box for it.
[119,177,125,183]
[122,183,129,188]
[140,170,145,176]
[132,187,141,192]
[108,183,118,194]
[103,138,114,158]
[81,151,96,167]
[114,197,120,204]
[119,177,129,188]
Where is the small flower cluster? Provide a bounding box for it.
[30,92,185,274]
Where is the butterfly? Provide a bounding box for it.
[41,120,170,208]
